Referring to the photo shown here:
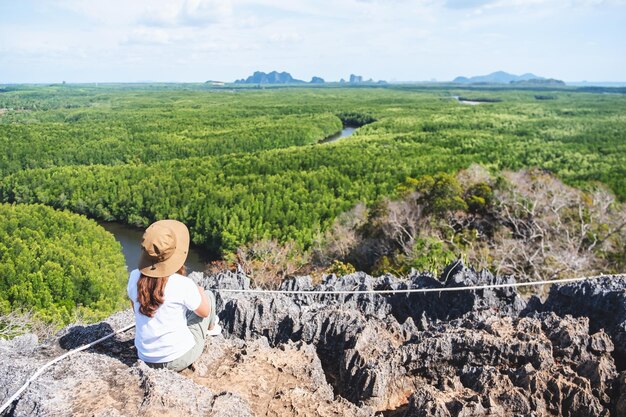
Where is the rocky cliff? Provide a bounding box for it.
[1,264,625,416]
[235,71,307,84]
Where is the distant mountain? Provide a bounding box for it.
[234,71,389,85]
[235,71,305,84]
[349,74,363,84]
[235,71,327,84]
[338,74,386,85]
[453,71,545,84]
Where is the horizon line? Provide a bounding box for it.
[2,80,626,86]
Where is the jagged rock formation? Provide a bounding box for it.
[338,75,385,85]
[235,71,306,84]
[1,264,626,416]
[234,71,328,85]
[530,277,626,371]
[349,74,363,84]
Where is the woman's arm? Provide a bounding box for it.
[194,286,211,318]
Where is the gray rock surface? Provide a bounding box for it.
[527,276,626,372]
[1,265,625,416]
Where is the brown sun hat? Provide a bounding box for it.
[138,219,190,278]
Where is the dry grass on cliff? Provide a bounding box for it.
[0,310,58,341]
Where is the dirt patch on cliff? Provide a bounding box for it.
[190,338,373,417]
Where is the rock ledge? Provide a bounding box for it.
[1,265,625,417]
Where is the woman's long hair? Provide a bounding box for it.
[137,266,186,317]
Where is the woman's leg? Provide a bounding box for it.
[205,289,217,330]
[164,290,216,371]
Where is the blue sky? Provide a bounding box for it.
[1,0,624,83]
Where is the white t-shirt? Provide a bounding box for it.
[127,269,202,363]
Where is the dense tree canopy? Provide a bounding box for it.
[1,86,624,257]
[0,85,624,322]
[0,203,127,324]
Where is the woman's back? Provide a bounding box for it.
[127,268,201,363]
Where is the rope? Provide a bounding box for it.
[0,323,135,414]
[0,272,619,413]
[215,274,612,295]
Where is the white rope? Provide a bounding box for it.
[0,272,620,413]
[215,274,613,295]
[0,322,135,415]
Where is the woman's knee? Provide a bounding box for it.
[203,289,217,324]
[203,289,216,307]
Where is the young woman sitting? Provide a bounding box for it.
[127,219,220,371]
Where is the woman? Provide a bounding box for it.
[127,219,220,371]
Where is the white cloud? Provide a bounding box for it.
[268,32,302,43]
[55,0,152,25]
[57,0,233,27]
[141,0,233,27]
[123,28,172,45]
[1,0,624,82]
[444,0,493,9]
[457,0,626,13]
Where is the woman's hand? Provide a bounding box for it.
[194,285,211,318]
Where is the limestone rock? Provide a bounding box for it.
[1,265,625,416]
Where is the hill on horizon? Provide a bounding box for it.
[234,71,384,85]
[235,71,325,84]
[453,71,545,84]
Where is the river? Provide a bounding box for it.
[320,126,357,143]
[452,95,482,106]
[99,221,210,273]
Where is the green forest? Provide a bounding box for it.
[0,84,625,324]
[0,203,127,325]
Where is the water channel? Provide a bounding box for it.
[451,95,482,105]
[100,126,358,273]
[99,221,210,273]
[320,126,357,143]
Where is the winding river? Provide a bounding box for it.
[320,126,357,143]
[100,126,358,273]
[452,95,482,105]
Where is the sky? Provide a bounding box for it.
[0,0,625,83]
